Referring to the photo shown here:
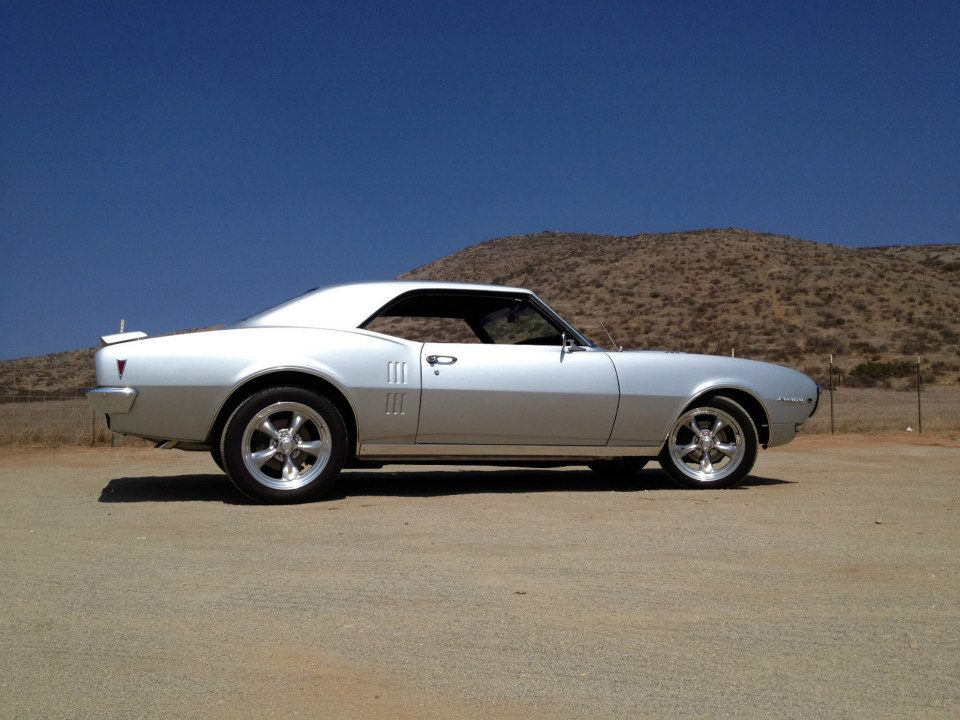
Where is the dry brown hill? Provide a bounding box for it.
[0,347,97,400]
[400,228,960,385]
[2,228,958,395]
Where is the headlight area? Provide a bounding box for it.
[793,385,822,432]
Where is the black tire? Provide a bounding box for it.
[209,445,225,473]
[657,396,758,489]
[587,458,648,475]
[220,386,347,503]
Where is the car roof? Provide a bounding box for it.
[238,281,533,330]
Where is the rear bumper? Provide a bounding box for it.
[86,387,138,414]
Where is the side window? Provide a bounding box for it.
[360,292,567,346]
[479,302,564,346]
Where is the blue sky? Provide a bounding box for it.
[2,0,958,360]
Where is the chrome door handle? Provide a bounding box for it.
[426,355,457,365]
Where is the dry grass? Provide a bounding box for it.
[0,398,102,446]
[0,398,148,447]
[803,385,960,434]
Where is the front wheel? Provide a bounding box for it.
[658,396,757,489]
[221,386,347,503]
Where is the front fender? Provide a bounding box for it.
[607,352,816,448]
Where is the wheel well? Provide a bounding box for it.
[686,389,770,447]
[207,372,359,458]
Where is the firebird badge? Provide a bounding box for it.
[117,359,127,379]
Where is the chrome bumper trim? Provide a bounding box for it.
[86,387,138,415]
[358,443,660,460]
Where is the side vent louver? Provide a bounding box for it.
[387,361,407,384]
[385,392,405,415]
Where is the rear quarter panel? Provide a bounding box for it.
[96,328,422,443]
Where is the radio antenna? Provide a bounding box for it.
[598,320,623,352]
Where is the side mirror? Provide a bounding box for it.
[561,332,583,353]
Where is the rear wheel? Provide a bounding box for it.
[221,386,346,503]
[658,396,757,489]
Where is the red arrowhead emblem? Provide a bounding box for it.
[117,359,127,379]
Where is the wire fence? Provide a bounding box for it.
[0,388,143,447]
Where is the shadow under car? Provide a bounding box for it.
[98,467,793,504]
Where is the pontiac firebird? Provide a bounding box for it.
[87,282,819,502]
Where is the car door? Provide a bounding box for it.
[416,343,620,446]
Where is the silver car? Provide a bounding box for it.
[87,282,819,502]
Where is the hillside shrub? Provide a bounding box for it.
[804,335,845,354]
[900,331,935,355]
[850,340,879,354]
[846,360,916,388]
[816,313,845,328]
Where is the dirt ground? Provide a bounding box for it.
[1,436,958,719]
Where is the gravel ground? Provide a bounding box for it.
[1,436,958,719]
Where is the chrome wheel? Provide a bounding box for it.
[659,396,757,489]
[667,406,746,483]
[222,386,347,503]
[240,401,332,491]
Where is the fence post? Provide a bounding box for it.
[829,354,835,435]
[42,371,47,445]
[917,355,922,434]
